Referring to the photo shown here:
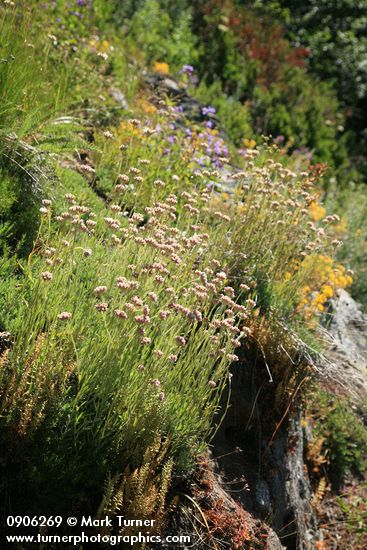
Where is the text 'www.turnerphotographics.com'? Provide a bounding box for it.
[5,515,192,547]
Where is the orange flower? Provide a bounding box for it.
[153,61,170,74]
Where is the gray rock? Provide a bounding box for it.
[158,76,182,95]
[255,478,272,515]
[285,413,320,549]
[144,72,222,129]
[320,289,367,398]
[329,289,367,364]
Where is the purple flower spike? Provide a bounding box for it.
[202,106,216,116]
[179,64,194,75]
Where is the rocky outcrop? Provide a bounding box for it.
[211,408,320,549]
[320,289,367,399]
[144,72,221,129]
[165,290,367,549]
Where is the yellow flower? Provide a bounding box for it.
[136,98,157,114]
[118,120,141,137]
[308,201,326,222]
[333,218,347,237]
[243,138,256,149]
[313,294,325,305]
[321,285,334,298]
[100,40,110,53]
[153,61,170,74]
[89,38,110,53]
[346,275,353,286]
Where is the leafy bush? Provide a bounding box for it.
[251,66,344,165]
[195,80,253,145]
[185,0,352,178]
[126,0,199,71]
[271,0,367,106]
[255,0,367,181]
[311,390,367,488]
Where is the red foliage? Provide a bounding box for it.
[309,163,328,182]
[202,0,310,86]
[204,498,249,548]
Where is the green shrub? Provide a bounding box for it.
[195,80,253,145]
[126,0,199,71]
[251,66,344,167]
[311,390,367,488]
